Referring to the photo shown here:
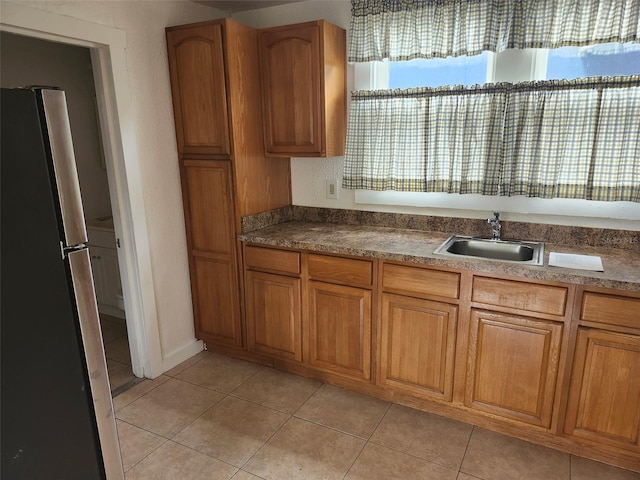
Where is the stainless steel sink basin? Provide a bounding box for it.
[434,235,544,266]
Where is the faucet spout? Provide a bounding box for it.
[488,212,501,241]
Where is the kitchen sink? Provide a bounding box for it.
[433,235,544,266]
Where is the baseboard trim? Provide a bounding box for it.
[161,339,204,375]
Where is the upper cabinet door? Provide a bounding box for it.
[259,21,346,157]
[167,23,231,157]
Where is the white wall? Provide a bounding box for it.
[1,31,112,221]
[236,0,639,231]
[3,0,225,370]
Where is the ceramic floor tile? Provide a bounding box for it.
[164,351,211,378]
[176,353,262,393]
[244,417,365,480]
[458,473,482,480]
[231,471,264,480]
[231,367,321,414]
[113,375,170,411]
[370,403,473,470]
[295,384,390,438]
[100,317,127,344]
[109,367,137,392]
[105,336,132,365]
[125,440,237,480]
[461,428,570,480]
[570,455,640,480]
[345,442,458,480]
[107,358,130,375]
[173,396,289,467]
[117,378,224,437]
[116,420,165,472]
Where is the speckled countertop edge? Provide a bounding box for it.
[239,221,640,292]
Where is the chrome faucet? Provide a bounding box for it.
[488,212,501,241]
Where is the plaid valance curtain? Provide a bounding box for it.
[348,0,640,61]
[343,76,640,203]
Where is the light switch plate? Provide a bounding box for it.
[326,179,338,199]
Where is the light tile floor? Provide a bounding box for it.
[100,314,137,393]
[115,351,640,480]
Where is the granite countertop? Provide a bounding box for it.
[239,221,640,292]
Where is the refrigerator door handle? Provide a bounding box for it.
[39,89,88,247]
[68,248,124,479]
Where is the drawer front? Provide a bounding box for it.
[245,245,300,275]
[382,263,460,300]
[472,277,567,316]
[308,254,372,287]
[581,292,640,329]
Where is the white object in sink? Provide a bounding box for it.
[549,252,604,272]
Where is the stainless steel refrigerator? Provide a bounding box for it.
[1,87,123,479]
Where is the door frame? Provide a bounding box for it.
[1,3,163,378]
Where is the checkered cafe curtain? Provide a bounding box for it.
[348,0,640,62]
[343,76,640,203]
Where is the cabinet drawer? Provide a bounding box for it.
[245,245,300,275]
[382,263,460,300]
[472,277,567,316]
[308,254,372,287]
[581,292,640,329]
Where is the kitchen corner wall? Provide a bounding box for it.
[3,0,226,371]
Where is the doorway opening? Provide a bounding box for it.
[0,31,139,394]
[1,3,164,381]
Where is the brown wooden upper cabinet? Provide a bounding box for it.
[166,23,231,157]
[259,20,346,157]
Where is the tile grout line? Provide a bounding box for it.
[117,426,171,474]
[237,409,294,473]
[339,431,369,480]
[458,424,476,478]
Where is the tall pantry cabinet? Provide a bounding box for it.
[166,19,291,348]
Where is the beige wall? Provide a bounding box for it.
[1,31,112,221]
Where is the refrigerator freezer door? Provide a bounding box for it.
[68,248,124,479]
[40,88,88,247]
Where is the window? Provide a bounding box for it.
[388,52,491,89]
[546,42,640,80]
[351,44,640,219]
[384,42,640,89]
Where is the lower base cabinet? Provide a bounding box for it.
[379,293,458,401]
[192,255,242,347]
[465,309,563,428]
[308,281,371,381]
[238,247,640,471]
[565,327,640,452]
[245,270,302,362]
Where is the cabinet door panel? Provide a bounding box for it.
[192,256,241,346]
[309,281,371,380]
[246,271,301,361]
[380,294,458,401]
[565,328,640,452]
[184,162,234,254]
[260,23,322,154]
[167,24,230,156]
[182,161,241,347]
[466,310,563,427]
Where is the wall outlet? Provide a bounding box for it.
[326,179,338,199]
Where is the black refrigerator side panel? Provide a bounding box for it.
[1,89,106,479]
